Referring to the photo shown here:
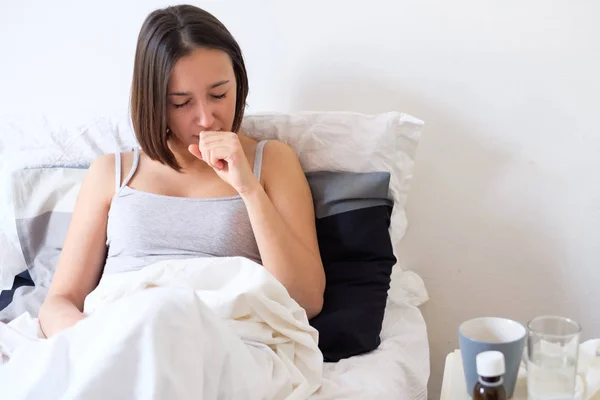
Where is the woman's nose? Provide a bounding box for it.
[195,100,215,129]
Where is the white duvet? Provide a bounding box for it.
[0,257,365,400]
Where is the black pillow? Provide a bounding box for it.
[306,171,396,362]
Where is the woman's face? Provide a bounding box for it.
[166,48,237,147]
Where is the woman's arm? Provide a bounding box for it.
[38,155,115,337]
[241,141,325,319]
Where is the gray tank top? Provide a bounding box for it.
[103,141,267,274]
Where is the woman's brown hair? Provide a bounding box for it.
[130,5,249,171]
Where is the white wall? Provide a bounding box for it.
[2,0,599,397]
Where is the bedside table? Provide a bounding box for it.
[440,350,528,399]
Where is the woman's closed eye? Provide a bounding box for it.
[174,93,224,107]
[173,99,191,108]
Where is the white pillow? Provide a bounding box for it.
[0,112,428,305]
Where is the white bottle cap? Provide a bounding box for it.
[476,351,505,377]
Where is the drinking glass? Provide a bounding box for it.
[526,316,581,400]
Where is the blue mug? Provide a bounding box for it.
[458,317,526,398]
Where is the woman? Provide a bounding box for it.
[38,4,325,338]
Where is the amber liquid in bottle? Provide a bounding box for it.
[473,375,507,400]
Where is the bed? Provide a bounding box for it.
[0,111,430,399]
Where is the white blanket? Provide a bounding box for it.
[0,257,359,400]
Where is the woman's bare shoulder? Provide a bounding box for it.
[262,140,299,165]
[88,153,116,180]
[260,140,304,185]
[83,153,119,202]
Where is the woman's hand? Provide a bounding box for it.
[188,131,258,195]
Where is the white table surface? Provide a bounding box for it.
[440,350,528,400]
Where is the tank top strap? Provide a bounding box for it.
[114,148,140,197]
[253,140,268,180]
[122,148,140,187]
[114,151,122,193]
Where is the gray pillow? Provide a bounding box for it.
[0,167,86,321]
